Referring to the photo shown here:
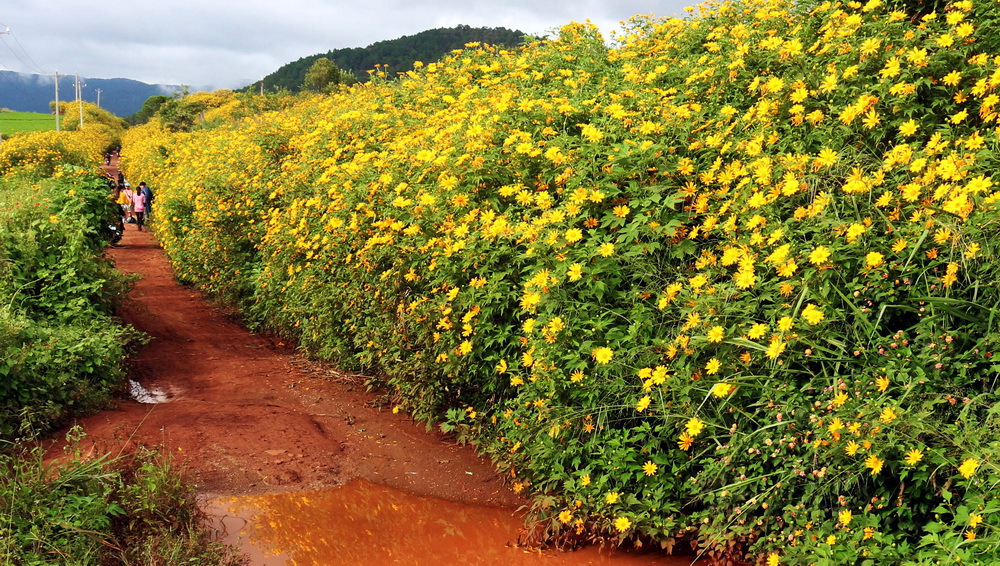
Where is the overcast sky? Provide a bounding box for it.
[0,0,687,91]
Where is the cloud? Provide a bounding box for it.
[0,0,687,89]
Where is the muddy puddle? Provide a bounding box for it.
[203,479,693,566]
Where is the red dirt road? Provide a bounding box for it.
[54,219,520,508]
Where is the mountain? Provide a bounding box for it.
[254,25,530,92]
[0,71,179,117]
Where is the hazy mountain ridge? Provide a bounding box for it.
[0,71,179,117]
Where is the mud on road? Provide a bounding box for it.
[52,220,520,509]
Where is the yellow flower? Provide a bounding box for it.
[965,529,977,540]
[880,407,897,423]
[766,553,780,566]
[457,340,473,355]
[876,376,890,392]
[642,460,658,475]
[846,440,861,456]
[636,395,651,412]
[826,534,837,545]
[815,148,838,168]
[570,370,585,382]
[809,246,832,265]
[832,391,848,407]
[839,509,853,527]
[711,382,734,398]
[605,491,620,504]
[521,291,541,310]
[705,358,722,375]
[748,323,768,340]
[970,514,983,528]
[765,338,786,359]
[829,417,845,434]
[845,223,866,243]
[706,326,725,343]
[865,252,884,268]
[899,119,919,136]
[567,263,583,281]
[865,454,885,475]
[905,449,924,466]
[565,228,583,242]
[801,304,825,325]
[614,516,632,532]
[778,317,794,331]
[592,347,614,364]
[686,417,705,437]
[689,274,708,289]
[598,242,615,257]
[678,432,694,451]
[959,458,979,479]
[559,510,573,524]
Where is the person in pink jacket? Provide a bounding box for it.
[132,189,148,232]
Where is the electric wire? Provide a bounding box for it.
[0,25,46,75]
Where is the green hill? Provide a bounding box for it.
[254,25,529,92]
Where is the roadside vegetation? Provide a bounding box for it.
[118,0,1000,562]
[1,427,246,565]
[0,130,245,564]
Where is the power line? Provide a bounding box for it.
[0,24,45,75]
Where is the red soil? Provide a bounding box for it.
[50,163,521,509]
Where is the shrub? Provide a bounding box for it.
[122,0,1000,562]
[0,170,134,437]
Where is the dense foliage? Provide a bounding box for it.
[0,130,245,565]
[1,428,246,565]
[0,127,133,437]
[254,25,528,91]
[123,0,1000,562]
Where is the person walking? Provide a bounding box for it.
[138,182,154,219]
[132,187,148,231]
[116,183,132,225]
[122,183,136,224]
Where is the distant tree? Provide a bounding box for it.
[126,95,171,126]
[157,97,203,133]
[303,58,356,92]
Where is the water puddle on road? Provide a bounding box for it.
[202,479,693,566]
[128,379,171,403]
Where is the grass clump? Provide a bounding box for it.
[0,426,246,565]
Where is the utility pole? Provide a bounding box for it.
[96,89,102,108]
[54,71,60,132]
[0,28,6,143]
[75,74,84,129]
[260,75,264,95]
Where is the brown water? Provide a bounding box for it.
[203,479,694,566]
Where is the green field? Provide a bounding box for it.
[0,111,55,135]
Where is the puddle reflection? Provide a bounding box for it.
[204,479,691,566]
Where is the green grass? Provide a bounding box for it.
[0,111,56,134]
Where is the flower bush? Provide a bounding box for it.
[0,129,113,178]
[122,0,1000,561]
[0,165,133,438]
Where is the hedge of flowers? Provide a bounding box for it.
[0,129,113,178]
[0,161,132,437]
[122,0,1000,561]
